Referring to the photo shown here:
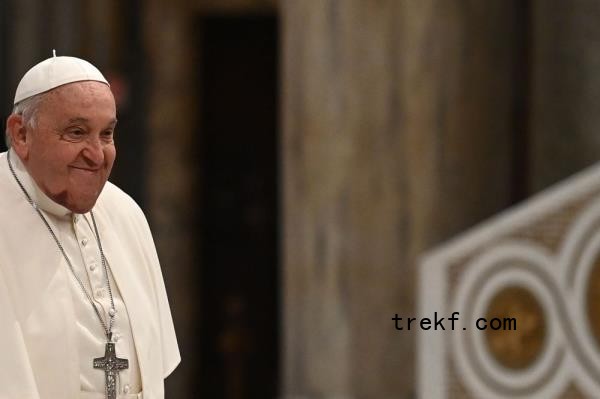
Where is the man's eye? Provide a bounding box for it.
[100,130,114,141]
[64,129,85,140]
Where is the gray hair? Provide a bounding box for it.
[5,92,46,148]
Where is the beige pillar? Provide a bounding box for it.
[8,0,44,86]
[529,0,600,192]
[281,1,519,397]
[143,1,200,396]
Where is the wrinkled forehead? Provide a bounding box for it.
[46,80,113,100]
[36,81,116,123]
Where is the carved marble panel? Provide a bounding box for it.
[419,163,600,398]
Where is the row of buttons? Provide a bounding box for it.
[73,216,88,245]
[73,214,134,395]
[73,216,97,271]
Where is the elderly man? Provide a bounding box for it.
[0,54,180,398]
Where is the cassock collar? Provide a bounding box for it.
[9,148,73,219]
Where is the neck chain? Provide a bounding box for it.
[7,151,116,340]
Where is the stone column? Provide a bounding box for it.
[143,1,201,396]
[6,0,44,89]
[529,0,600,192]
[82,0,116,68]
[281,1,520,397]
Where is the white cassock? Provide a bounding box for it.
[0,150,180,398]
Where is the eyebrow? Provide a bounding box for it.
[67,117,118,127]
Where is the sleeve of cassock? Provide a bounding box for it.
[0,267,41,399]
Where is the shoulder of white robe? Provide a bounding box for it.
[96,182,181,377]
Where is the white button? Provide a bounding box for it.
[81,238,88,246]
[123,384,130,394]
[73,215,79,223]
[95,289,104,298]
[113,333,120,342]
[89,263,97,271]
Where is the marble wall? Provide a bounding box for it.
[280,1,520,397]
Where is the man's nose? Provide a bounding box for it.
[82,136,105,165]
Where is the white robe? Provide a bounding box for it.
[0,150,180,398]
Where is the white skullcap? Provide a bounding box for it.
[14,52,109,105]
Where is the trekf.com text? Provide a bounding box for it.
[392,312,517,331]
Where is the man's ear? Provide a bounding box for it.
[6,114,30,160]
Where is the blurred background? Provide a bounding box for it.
[3,0,600,398]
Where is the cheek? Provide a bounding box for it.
[39,150,85,186]
[36,139,80,161]
[31,146,63,174]
[105,146,116,168]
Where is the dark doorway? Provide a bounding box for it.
[198,16,279,399]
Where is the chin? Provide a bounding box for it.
[63,195,101,214]
[71,205,95,214]
[47,187,102,214]
[63,202,94,214]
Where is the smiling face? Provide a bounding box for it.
[8,81,117,213]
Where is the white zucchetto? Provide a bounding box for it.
[14,52,109,104]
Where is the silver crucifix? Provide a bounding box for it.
[93,342,129,399]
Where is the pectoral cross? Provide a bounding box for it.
[93,342,129,399]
